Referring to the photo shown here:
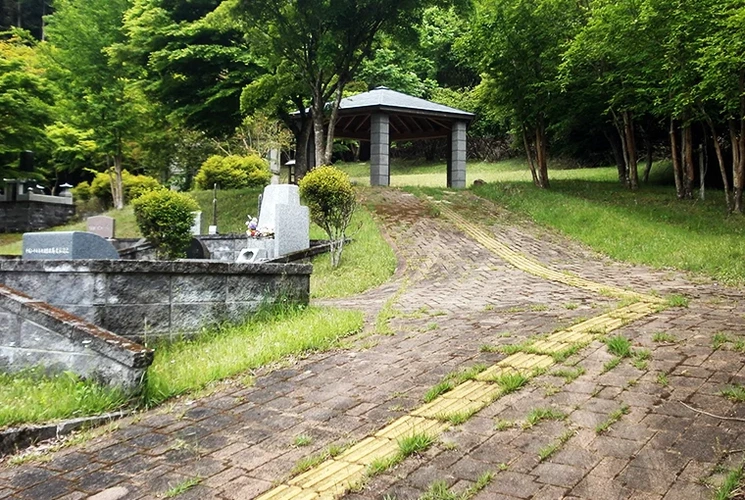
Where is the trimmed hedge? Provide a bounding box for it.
[193,154,271,190]
[132,189,199,260]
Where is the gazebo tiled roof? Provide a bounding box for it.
[332,87,475,141]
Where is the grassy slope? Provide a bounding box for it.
[336,158,745,284]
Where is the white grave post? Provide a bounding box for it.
[269,148,281,185]
[190,211,202,235]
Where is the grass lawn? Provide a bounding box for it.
[0,304,362,428]
[337,158,745,285]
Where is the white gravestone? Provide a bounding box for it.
[190,211,202,235]
[237,184,309,262]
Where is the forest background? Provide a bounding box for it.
[3,0,745,212]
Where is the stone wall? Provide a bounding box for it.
[0,259,311,341]
[0,284,152,391]
[0,201,76,233]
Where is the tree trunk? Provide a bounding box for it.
[523,127,539,187]
[110,155,124,210]
[294,117,312,181]
[623,111,638,189]
[604,128,626,183]
[738,70,745,213]
[535,117,550,189]
[704,113,731,211]
[682,123,695,199]
[670,118,684,199]
[611,111,629,185]
[732,118,745,213]
[642,133,653,183]
[322,85,344,165]
[699,142,705,201]
[311,85,326,168]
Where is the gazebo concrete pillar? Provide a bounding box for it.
[448,121,467,188]
[370,113,390,186]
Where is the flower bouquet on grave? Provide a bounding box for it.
[245,215,275,241]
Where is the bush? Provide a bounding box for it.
[132,189,199,260]
[299,165,356,267]
[193,154,271,190]
[89,170,162,207]
[71,181,91,201]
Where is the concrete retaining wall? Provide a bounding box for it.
[0,284,152,391]
[0,201,76,233]
[0,259,311,341]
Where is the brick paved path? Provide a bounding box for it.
[2,188,745,499]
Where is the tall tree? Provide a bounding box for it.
[44,0,146,209]
[469,0,584,188]
[233,0,437,168]
[0,29,53,176]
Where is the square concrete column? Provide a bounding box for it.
[370,113,390,186]
[448,121,467,188]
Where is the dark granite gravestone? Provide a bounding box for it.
[23,231,120,260]
[87,215,116,239]
[185,238,211,259]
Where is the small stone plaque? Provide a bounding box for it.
[23,231,120,260]
[87,216,116,239]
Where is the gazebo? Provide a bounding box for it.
[305,87,475,188]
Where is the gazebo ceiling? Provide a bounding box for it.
[298,86,475,141]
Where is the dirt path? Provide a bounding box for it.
[1,188,744,500]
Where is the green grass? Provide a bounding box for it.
[595,404,630,434]
[398,432,436,457]
[309,205,396,299]
[0,369,128,429]
[605,335,632,358]
[494,372,528,393]
[293,434,312,447]
[523,408,566,429]
[715,463,745,500]
[656,372,669,386]
[552,366,586,383]
[419,472,493,500]
[144,304,362,405]
[468,162,745,285]
[423,364,488,403]
[601,357,622,373]
[292,442,349,476]
[164,477,202,498]
[652,332,677,343]
[721,384,745,402]
[538,429,574,462]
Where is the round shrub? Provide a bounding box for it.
[299,165,356,267]
[193,154,271,190]
[71,181,91,201]
[89,170,162,206]
[132,189,200,260]
[127,174,161,201]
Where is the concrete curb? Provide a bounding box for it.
[0,410,131,457]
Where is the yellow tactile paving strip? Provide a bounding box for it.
[256,204,665,500]
[439,206,664,304]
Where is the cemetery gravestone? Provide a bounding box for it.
[23,231,120,260]
[191,211,202,236]
[238,184,309,262]
[87,215,115,239]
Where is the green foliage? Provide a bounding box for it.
[132,189,199,260]
[604,336,632,358]
[193,154,270,190]
[720,384,745,403]
[89,170,162,206]
[299,166,357,267]
[144,305,362,405]
[0,368,127,429]
[71,181,92,201]
[0,30,54,174]
[715,463,745,500]
[595,404,630,434]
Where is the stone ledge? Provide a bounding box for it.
[0,258,312,275]
[0,284,153,389]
